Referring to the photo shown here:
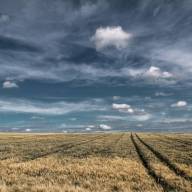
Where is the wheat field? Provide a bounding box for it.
[0,133,191,192]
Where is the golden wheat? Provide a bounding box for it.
[0,133,190,192]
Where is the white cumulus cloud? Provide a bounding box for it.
[171,101,188,107]
[99,124,111,130]
[112,103,134,113]
[112,103,131,110]
[85,127,91,131]
[91,26,132,50]
[127,108,134,113]
[2,81,18,89]
[145,66,173,79]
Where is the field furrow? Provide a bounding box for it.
[130,133,175,192]
[135,134,192,182]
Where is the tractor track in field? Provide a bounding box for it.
[70,133,125,157]
[135,134,192,182]
[115,133,125,146]
[154,137,192,156]
[130,133,176,192]
[25,134,108,161]
[152,138,189,150]
[63,134,112,157]
[93,133,125,156]
[162,136,192,146]
[1,135,108,162]
[0,135,91,160]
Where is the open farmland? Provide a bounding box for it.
[0,133,191,192]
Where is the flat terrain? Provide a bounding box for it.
[0,133,191,192]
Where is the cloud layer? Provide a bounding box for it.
[0,1,192,132]
[0,99,105,115]
[0,0,190,86]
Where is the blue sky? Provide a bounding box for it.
[0,0,192,132]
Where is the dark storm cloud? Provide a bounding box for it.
[0,35,41,52]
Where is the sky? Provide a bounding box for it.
[0,0,192,132]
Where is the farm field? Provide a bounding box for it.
[0,133,191,192]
